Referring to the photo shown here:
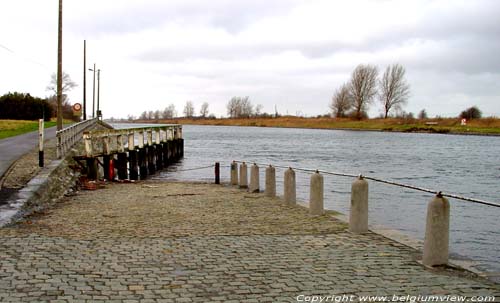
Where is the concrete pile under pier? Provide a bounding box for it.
[0,181,498,302]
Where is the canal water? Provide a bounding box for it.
[114,124,500,274]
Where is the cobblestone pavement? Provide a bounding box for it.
[0,182,498,302]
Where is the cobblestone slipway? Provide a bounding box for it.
[0,182,498,302]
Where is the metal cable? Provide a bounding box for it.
[167,164,215,172]
[231,160,500,208]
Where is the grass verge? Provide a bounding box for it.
[0,120,57,140]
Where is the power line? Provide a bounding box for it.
[0,42,50,70]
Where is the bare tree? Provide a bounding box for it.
[147,110,154,120]
[255,104,263,117]
[154,110,161,120]
[46,72,77,95]
[418,109,427,120]
[349,64,378,119]
[200,102,209,118]
[227,96,253,118]
[240,97,253,117]
[162,104,176,119]
[183,101,195,118]
[379,64,410,118]
[330,83,352,118]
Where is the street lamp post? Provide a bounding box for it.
[89,64,96,118]
[83,40,86,120]
[97,69,101,119]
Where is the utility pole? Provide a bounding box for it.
[83,40,86,120]
[97,69,101,119]
[90,63,96,118]
[56,0,63,130]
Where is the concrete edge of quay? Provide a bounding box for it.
[0,121,112,228]
[293,200,499,284]
[0,145,82,228]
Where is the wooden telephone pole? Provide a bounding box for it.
[56,0,63,130]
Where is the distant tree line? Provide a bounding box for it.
[138,101,215,120]
[0,92,52,121]
[330,63,411,119]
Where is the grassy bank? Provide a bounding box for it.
[135,116,500,135]
[0,120,57,139]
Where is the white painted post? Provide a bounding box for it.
[423,194,450,266]
[147,129,153,146]
[265,165,276,197]
[128,132,135,151]
[38,119,44,167]
[249,163,260,193]
[138,131,144,149]
[155,129,161,145]
[103,134,111,155]
[349,176,369,234]
[83,132,93,157]
[239,162,248,189]
[117,132,125,153]
[309,171,324,215]
[230,161,239,185]
[284,167,296,205]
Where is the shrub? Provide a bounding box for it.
[0,92,52,121]
[459,106,482,120]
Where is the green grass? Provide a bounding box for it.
[0,120,57,140]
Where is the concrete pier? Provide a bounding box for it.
[80,125,183,182]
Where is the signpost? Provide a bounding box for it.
[38,119,44,167]
[73,103,82,119]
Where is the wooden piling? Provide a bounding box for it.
[86,157,98,180]
[103,155,111,180]
[163,141,170,167]
[128,132,138,180]
[215,162,220,184]
[117,152,128,180]
[138,131,147,179]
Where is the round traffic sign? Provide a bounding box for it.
[72,103,82,112]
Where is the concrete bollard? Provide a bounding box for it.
[239,162,248,189]
[284,168,296,205]
[349,176,369,234]
[230,161,239,185]
[249,163,260,193]
[423,194,450,267]
[265,165,276,197]
[309,171,324,215]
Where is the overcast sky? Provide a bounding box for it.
[1,0,499,119]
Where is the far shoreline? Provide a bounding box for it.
[111,116,500,137]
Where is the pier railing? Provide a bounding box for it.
[56,118,99,159]
[81,125,183,181]
[226,160,499,268]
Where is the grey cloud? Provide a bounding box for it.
[69,0,300,35]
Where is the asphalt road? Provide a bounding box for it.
[0,126,58,181]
